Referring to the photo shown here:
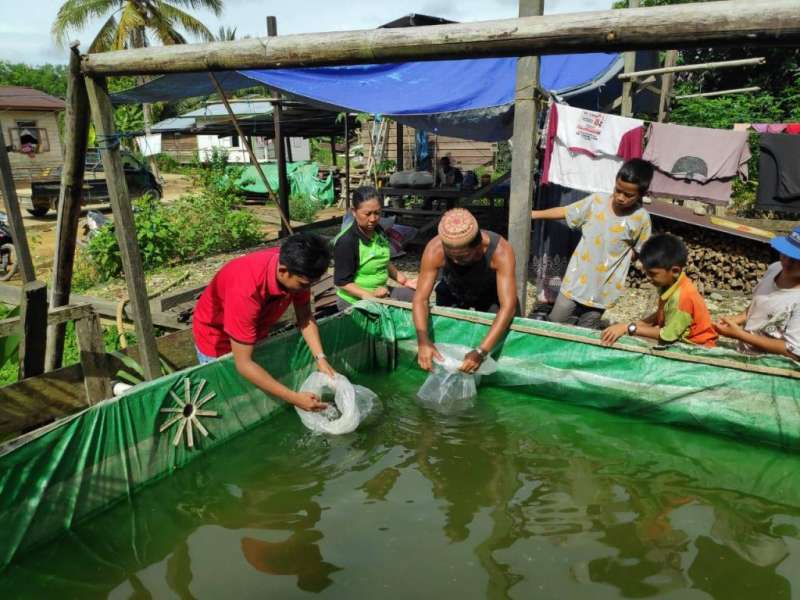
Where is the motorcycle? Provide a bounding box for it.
[0,212,18,282]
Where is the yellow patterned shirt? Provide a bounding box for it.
[560,194,651,309]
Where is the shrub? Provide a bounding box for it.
[85,195,181,282]
[289,194,319,224]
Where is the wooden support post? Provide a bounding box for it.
[620,0,639,117]
[329,135,337,167]
[658,50,679,122]
[285,136,293,163]
[396,122,404,172]
[75,310,112,404]
[47,42,91,371]
[19,280,47,379]
[84,75,161,381]
[344,115,351,204]
[508,0,543,314]
[267,16,291,236]
[0,128,36,284]
[274,99,291,235]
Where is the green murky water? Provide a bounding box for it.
[3,366,800,599]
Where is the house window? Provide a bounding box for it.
[7,124,50,154]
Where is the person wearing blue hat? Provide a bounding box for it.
[714,225,800,360]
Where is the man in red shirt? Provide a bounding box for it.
[193,233,334,412]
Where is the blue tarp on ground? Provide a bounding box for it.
[113,53,639,141]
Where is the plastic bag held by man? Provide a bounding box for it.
[417,343,497,414]
[296,373,378,434]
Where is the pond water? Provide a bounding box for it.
[3,365,800,599]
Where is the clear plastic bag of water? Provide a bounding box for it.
[295,372,378,434]
[417,343,497,414]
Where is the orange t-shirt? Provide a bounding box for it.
[656,273,718,347]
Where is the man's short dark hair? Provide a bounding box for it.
[279,233,330,279]
[617,159,654,194]
[640,233,688,270]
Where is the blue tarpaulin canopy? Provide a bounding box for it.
[113,52,647,141]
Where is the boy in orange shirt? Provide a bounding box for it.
[602,234,717,347]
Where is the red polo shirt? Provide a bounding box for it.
[193,247,311,357]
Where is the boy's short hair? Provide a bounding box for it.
[279,233,331,279]
[640,233,688,270]
[617,159,654,194]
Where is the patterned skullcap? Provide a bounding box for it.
[438,208,479,248]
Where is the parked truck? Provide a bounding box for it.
[23,149,161,217]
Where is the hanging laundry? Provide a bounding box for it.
[542,104,644,194]
[643,122,750,205]
[786,123,800,135]
[756,133,800,213]
[752,124,788,134]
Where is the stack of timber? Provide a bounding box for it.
[628,221,774,294]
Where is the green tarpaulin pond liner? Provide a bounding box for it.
[0,301,798,571]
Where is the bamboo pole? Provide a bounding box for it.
[81,2,800,76]
[619,56,765,80]
[207,73,292,233]
[84,75,161,381]
[47,42,91,371]
[675,86,761,100]
[508,0,543,313]
[0,129,36,284]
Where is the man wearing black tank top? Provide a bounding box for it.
[413,209,518,375]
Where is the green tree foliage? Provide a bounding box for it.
[52,0,223,52]
[0,62,68,98]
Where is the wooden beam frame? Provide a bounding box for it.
[0,302,111,403]
[620,0,639,117]
[18,280,47,379]
[80,2,800,76]
[46,42,91,371]
[84,75,161,381]
[0,128,36,284]
[508,0,543,312]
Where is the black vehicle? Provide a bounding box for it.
[24,149,162,217]
[0,212,18,281]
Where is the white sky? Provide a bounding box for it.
[0,0,612,65]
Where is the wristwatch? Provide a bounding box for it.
[627,323,637,336]
[314,352,327,361]
[474,347,488,361]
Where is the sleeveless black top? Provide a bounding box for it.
[441,230,501,307]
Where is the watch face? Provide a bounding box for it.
[627,324,637,335]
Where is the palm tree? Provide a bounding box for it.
[216,25,237,41]
[52,1,225,181]
[52,0,224,52]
